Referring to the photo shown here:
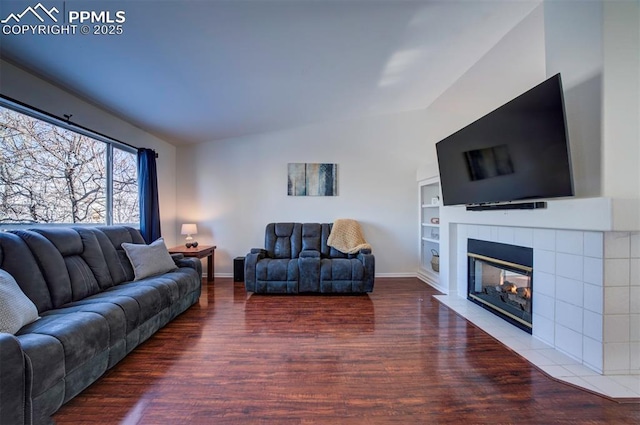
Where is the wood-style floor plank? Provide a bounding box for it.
[53,278,640,424]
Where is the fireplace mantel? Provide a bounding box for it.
[443,196,640,232]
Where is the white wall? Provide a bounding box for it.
[174,4,550,278]
[544,0,603,199]
[544,0,640,230]
[176,110,430,276]
[602,1,640,201]
[0,60,180,245]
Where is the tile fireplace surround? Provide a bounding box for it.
[431,203,640,400]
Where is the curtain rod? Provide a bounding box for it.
[0,93,158,158]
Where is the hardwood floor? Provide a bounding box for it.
[53,278,639,424]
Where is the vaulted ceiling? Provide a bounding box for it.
[0,0,541,145]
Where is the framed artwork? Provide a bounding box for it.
[288,163,337,196]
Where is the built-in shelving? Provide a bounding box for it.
[418,177,440,288]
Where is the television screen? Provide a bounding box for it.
[436,73,573,206]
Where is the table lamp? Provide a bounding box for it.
[180,223,198,248]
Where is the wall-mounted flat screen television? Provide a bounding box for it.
[436,73,573,207]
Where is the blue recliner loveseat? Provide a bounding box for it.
[244,223,375,294]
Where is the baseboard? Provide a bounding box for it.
[375,273,417,278]
[416,271,448,294]
[210,272,420,279]
[210,273,233,278]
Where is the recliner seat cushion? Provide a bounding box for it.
[320,258,365,293]
[255,258,299,293]
[256,258,298,282]
[16,333,65,399]
[67,294,141,334]
[42,302,127,352]
[17,312,110,374]
[102,284,166,325]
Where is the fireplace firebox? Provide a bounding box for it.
[467,239,533,333]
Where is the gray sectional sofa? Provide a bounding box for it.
[0,226,202,425]
[245,223,375,294]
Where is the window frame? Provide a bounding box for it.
[0,95,139,228]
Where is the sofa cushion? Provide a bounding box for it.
[256,258,299,282]
[42,300,128,369]
[121,238,177,281]
[67,293,141,334]
[265,223,302,259]
[320,258,365,293]
[0,269,39,334]
[97,226,146,282]
[7,230,66,311]
[132,268,200,306]
[301,223,322,251]
[20,229,104,306]
[17,312,110,374]
[74,228,118,290]
[255,258,299,293]
[102,283,168,325]
[16,333,65,398]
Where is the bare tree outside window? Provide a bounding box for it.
[0,105,139,225]
[113,147,139,224]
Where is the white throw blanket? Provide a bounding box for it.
[327,219,372,254]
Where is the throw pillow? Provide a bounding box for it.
[0,269,39,334]
[121,238,178,281]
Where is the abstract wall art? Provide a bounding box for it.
[288,163,337,196]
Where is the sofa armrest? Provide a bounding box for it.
[357,251,375,292]
[0,333,29,425]
[300,250,320,258]
[245,249,268,292]
[174,257,203,280]
[170,253,185,261]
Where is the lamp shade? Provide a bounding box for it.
[180,223,198,235]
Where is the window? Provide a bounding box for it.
[0,101,139,226]
[112,147,139,224]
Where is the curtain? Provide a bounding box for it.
[137,148,161,243]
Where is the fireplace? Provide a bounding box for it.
[467,239,533,333]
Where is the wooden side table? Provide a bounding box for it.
[168,245,216,282]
